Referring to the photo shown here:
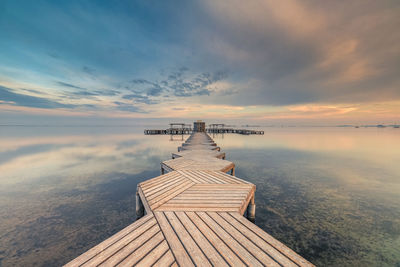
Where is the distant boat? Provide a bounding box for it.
[355,126,359,128]
[377,125,386,128]
[394,125,400,128]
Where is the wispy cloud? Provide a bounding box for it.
[0,86,74,109]
[56,82,85,90]
[113,101,146,113]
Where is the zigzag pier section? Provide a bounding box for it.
[65,121,313,267]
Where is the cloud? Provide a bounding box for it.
[116,68,228,104]
[188,0,400,106]
[113,101,146,113]
[146,84,163,96]
[94,89,120,96]
[56,82,85,90]
[162,69,227,97]
[69,91,98,97]
[82,66,96,76]
[131,79,153,85]
[0,86,74,109]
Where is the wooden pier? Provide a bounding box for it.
[65,127,313,266]
[144,121,264,135]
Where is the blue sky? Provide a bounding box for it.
[1,0,400,124]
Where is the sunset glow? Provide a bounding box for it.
[1,1,399,125]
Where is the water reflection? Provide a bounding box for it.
[0,126,399,266]
[213,127,400,266]
[0,126,179,266]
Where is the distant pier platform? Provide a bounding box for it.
[144,122,264,135]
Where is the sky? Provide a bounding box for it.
[1,0,400,125]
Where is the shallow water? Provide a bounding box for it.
[0,126,399,266]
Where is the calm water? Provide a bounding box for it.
[0,126,399,266]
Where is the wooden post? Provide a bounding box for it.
[135,191,144,219]
[247,195,255,222]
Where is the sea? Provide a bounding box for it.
[0,126,399,266]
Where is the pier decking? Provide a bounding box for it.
[66,129,313,267]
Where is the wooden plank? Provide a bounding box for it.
[174,194,248,198]
[147,179,192,202]
[177,170,206,184]
[144,175,186,197]
[208,212,282,266]
[174,212,228,267]
[88,223,159,266]
[219,212,298,266]
[185,211,246,267]
[134,240,170,266]
[164,211,212,266]
[117,234,166,266]
[229,212,315,267]
[239,186,256,215]
[192,171,225,184]
[172,196,246,200]
[186,184,253,189]
[142,173,184,194]
[206,172,241,184]
[158,203,241,208]
[156,207,239,212]
[64,215,154,266]
[179,192,248,196]
[149,181,194,209]
[196,212,263,267]
[140,172,181,190]
[177,192,248,195]
[152,250,176,267]
[209,171,252,184]
[182,171,220,184]
[138,186,152,215]
[220,163,235,173]
[154,212,195,267]
[140,172,180,188]
[161,163,173,172]
[195,172,229,184]
[184,187,251,191]
[166,199,243,204]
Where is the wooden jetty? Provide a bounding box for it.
[65,124,313,267]
[144,121,264,135]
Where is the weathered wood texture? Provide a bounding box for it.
[172,149,226,159]
[162,157,235,173]
[65,132,314,267]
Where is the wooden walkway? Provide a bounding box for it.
[65,132,314,267]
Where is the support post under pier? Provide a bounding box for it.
[247,195,256,223]
[135,191,144,219]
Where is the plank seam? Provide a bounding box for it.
[105,228,161,266]
[226,212,301,266]
[164,213,196,266]
[173,211,213,266]
[183,211,231,267]
[216,212,285,267]
[199,212,265,267]
[194,211,247,266]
